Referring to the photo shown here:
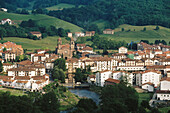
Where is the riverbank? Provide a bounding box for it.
[59,90,80,111]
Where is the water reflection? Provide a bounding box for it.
[69,89,100,105]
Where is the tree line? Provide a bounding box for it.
[48,0,170,30]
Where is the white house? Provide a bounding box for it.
[118,47,128,53]
[160,77,170,90]
[142,82,154,92]
[1,18,12,25]
[3,63,16,72]
[0,8,8,12]
[156,77,170,100]
[141,70,162,87]
[81,46,94,53]
[96,70,112,87]
[156,90,170,100]
[74,32,85,37]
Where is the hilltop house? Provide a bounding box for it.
[75,32,85,37]
[30,32,42,38]
[119,47,128,53]
[0,8,8,12]
[85,31,95,36]
[103,29,114,34]
[1,18,12,25]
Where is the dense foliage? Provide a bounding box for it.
[0,91,60,113]
[52,58,66,82]
[48,0,170,30]
[74,67,91,83]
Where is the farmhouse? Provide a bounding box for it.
[103,29,114,34]
[1,18,12,25]
[30,32,42,38]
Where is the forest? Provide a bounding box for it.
[48,0,170,30]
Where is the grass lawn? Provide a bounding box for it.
[0,11,83,32]
[60,90,80,111]
[1,36,69,51]
[46,3,75,11]
[138,93,152,105]
[100,24,170,43]
[0,88,26,96]
[159,107,170,113]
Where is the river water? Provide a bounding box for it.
[60,89,100,113]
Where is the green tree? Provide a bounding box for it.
[72,98,97,113]
[74,68,87,83]
[52,67,65,83]
[0,28,6,40]
[100,83,138,113]
[121,28,124,31]
[0,61,3,72]
[36,91,60,113]
[155,26,160,30]
[54,58,66,71]
[143,27,146,31]
[3,47,7,52]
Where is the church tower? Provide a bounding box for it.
[70,37,74,50]
[57,38,62,49]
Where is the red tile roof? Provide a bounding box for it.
[105,78,120,84]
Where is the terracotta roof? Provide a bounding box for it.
[82,46,93,51]
[88,75,95,79]
[104,29,114,31]
[66,58,79,63]
[32,76,45,80]
[17,60,32,65]
[105,78,120,84]
[0,76,12,80]
[16,80,28,84]
[36,81,43,84]
[160,77,170,82]
[100,70,111,73]
[30,31,41,34]
[77,44,86,47]
[156,90,170,94]
[142,70,161,74]
[8,67,35,71]
[15,76,30,80]
[142,82,154,86]
[2,18,10,21]
[3,63,12,66]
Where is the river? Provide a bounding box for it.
[60,89,100,113]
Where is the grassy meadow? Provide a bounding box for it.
[46,3,75,11]
[1,36,68,51]
[0,11,83,32]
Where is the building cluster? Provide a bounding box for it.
[0,48,60,91]
[65,41,170,100]
[68,29,114,38]
[0,60,49,91]
[0,41,24,62]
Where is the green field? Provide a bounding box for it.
[76,24,170,45]
[1,36,68,51]
[0,88,26,96]
[138,93,151,104]
[46,3,75,11]
[101,24,170,43]
[0,11,83,32]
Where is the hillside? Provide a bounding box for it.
[46,3,75,11]
[0,36,68,51]
[77,24,170,45]
[48,0,170,31]
[0,11,83,32]
[106,24,170,43]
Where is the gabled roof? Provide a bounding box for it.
[82,46,93,51]
[160,77,170,82]
[105,78,120,84]
[142,82,154,86]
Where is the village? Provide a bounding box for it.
[0,17,170,108]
